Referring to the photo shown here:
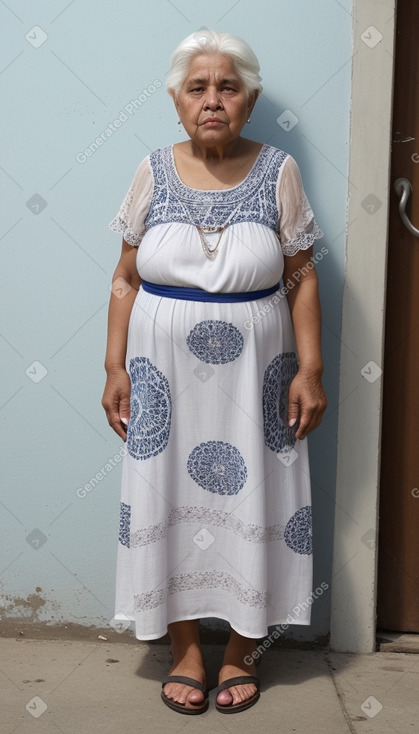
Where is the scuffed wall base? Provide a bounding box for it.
[0,619,329,649]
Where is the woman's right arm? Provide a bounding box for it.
[101,239,142,439]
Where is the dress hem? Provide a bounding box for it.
[114,611,311,641]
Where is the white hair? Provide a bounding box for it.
[166,30,263,96]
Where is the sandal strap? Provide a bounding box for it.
[216,675,260,693]
[162,675,206,694]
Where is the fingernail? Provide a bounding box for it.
[288,418,297,427]
[120,417,128,426]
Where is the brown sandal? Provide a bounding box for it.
[161,675,209,715]
[214,675,260,713]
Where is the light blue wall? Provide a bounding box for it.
[1,0,352,642]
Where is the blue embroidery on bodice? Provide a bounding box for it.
[144,144,287,232]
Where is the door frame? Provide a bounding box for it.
[330,0,396,653]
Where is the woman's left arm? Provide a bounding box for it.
[283,246,327,440]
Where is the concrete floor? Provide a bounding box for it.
[1,638,418,733]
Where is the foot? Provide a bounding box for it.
[162,621,206,711]
[217,631,258,708]
[163,655,206,709]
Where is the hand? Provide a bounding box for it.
[101,367,131,440]
[287,369,327,440]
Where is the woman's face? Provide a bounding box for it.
[172,53,258,148]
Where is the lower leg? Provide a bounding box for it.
[217,629,259,707]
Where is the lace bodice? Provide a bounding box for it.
[144,144,286,232]
[109,143,322,257]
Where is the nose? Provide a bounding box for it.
[203,87,223,110]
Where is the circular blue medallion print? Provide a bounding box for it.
[186,320,244,364]
[187,441,247,495]
[263,352,299,452]
[284,506,312,555]
[127,357,171,460]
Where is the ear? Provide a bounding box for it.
[247,89,259,116]
[170,90,180,111]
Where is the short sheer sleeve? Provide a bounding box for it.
[277,155,323,257]
[108,156,153,247]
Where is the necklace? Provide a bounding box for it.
[190,198,240,260]
[192,154,250,258]
[170,145,264,260]
[196,223,229,259]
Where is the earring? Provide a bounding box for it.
[177,120,182,125]
[246,118,251,123]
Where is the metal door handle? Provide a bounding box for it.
[394,178,419,237]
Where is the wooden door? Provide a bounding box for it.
[377,0,419,632]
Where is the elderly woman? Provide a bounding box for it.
[102,30,326,715]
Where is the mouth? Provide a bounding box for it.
[201,119,225,126]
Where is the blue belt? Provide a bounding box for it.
[141,280,280,303]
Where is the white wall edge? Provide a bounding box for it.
[329,0,396,653]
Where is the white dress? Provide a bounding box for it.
[109,143,323,640]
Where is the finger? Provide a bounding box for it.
[294,403,317,439]
[305,397,327,435]
[110,420,128,441]
[119,395,130,426]
[295,416,311,439]
[295,403,324,439]
[107,407,128,440]
[287,389,300,428]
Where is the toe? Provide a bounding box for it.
[230,683,257,705]
[163,682,205,708]
[217,683,257,707]
[163,682,185,704]
[217,688,233,706]
[187,687,205,705]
